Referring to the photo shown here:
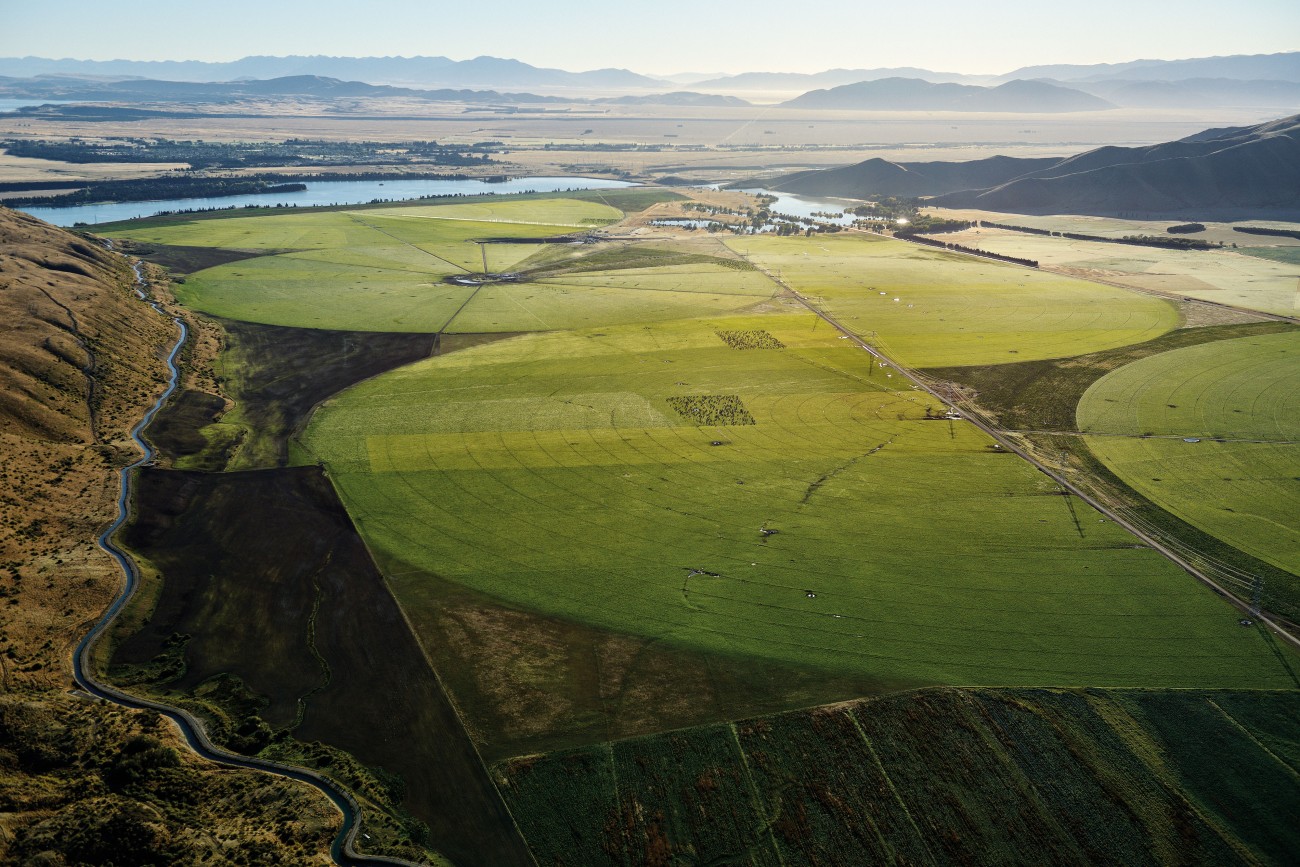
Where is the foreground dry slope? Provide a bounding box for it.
[0,206,336,864]
[0,206,173,664]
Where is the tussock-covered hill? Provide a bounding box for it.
[0,206,337,863]
[0,203,175,694]
[0,207,169,444]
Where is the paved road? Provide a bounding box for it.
[75,255,429,867]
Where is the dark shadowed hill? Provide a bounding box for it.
[934,113,1300,216]
[760,154,1061,198]
[759,114,1300,217]
[781,77,1114,112]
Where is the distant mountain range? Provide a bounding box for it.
[4,71,1290,116]
[2,51,1296,97]
[593,92,751,107]
[1,51,1296,112]
[0,54,668,90]
[692,67,987,91]
[0,75,759,110]
[760,113,1300,217]
[0,74,567,105]
[780,78,1114,112]
[1063,77,1300,110]
[998,51,1300,83]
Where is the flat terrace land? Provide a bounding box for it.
[102,195,779,333]
[302,311,1293,691]
[1,104,1264,186]
[929,224,1300,318]
[726,233,1180,367]
[1078,330,1300,580]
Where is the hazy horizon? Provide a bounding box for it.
[5,0,1297,77]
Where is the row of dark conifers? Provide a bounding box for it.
[981,220,1216,250]
[904,233,1039,268]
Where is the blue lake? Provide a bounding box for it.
[0,99,80,113]
[17,176,636,226]
[735,188,860,226]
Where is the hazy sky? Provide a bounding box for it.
[3,0,1297,75]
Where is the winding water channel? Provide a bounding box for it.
[72,256,423,867]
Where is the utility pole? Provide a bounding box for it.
[478,242,489,276]
[1250,575,1265,616]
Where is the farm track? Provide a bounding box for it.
[72,257,428,867]
[736,246,1300,655]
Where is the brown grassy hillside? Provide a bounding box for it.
[0,207,174,687]
[0,206,336,863]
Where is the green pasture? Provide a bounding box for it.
[103,198,621,248]
[727,234,1178,367]
[1242,246,1300,267]
[176,254,473,332]
[105,199,776,332]
[1079,330,1300,578]
[302,313,1293,689]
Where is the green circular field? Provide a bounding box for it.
[110,200,779,333]
[728,234,1180,368]
[302,314,1292,690]
[1078,330,1300,576]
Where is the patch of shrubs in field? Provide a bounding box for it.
[667,395,756,426]
[715,330,785,350]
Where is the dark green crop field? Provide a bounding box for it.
[498,688,1300,866]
